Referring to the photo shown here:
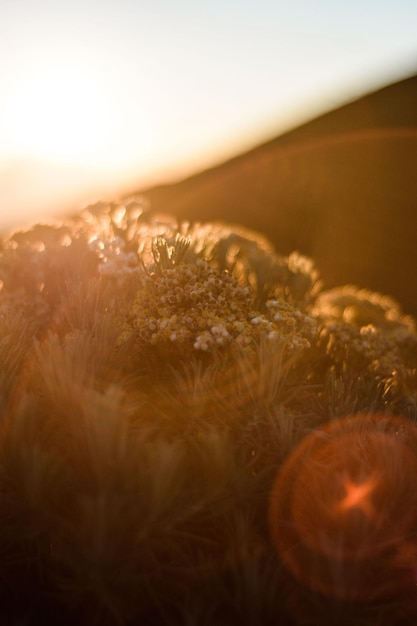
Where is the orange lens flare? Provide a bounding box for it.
[269,414,417,602]
[337,477,377,517]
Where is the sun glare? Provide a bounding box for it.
[3,58,150,168]
[4,63,111,163]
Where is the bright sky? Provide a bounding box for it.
[0,0,416,231]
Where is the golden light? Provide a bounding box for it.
[0,53,159,228]
[2,56,153,170]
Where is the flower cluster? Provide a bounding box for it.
[119,258,315,357]
[265,298,316,350]
[312,285,414,332]
[89,236,141,283]
[314,286,417,379]
[319,322,405,378]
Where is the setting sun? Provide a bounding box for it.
[3,60,134,165]
[5,69,105,161]
[0,0,416,231]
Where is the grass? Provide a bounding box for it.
[0,199,416,624]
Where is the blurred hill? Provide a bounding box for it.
[137,74,417,316]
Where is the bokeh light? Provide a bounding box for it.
[269,413,417,603]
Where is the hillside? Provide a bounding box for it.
[138,74,417,315]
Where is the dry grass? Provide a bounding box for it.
[0,204,416,624]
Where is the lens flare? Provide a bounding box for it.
[337,477,377,517]
[269,414,417,602]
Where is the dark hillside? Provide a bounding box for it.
[138,74,417,315]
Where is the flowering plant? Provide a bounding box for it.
[0,199,416,624]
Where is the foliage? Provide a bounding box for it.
[0,198,416,624]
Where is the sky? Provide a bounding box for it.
[0,0,416,232]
